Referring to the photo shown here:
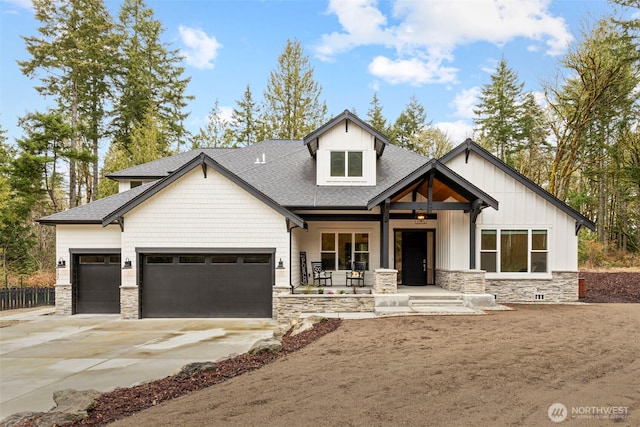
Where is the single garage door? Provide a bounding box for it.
[74,254,121,314]
[141,253,273,318]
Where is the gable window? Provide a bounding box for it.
[480,229,548,273]
[130,180,142,189]
[330,151,363,177]
[321,232,369,270]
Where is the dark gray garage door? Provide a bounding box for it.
[140,253,273,318]
[74,254,121,314]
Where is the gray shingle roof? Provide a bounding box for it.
[39,139,431,224]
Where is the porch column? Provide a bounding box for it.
[380,198,390,268]
[469,200,483,269]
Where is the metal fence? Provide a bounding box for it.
[0,287,55,311]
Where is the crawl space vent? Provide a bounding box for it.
[534,294,545,301]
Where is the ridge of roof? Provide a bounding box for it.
[303,110,388,158]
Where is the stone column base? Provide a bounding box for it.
[374,269,398,294]
[436,269,486,294]
[55,284,72,315]
[120,286,139,319]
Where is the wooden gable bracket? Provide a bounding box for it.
[465,146,471,163]
[575,220,585,236]
[201,161,207,178]
[117,217,124,232]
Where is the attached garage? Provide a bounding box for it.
[73,253,121,314]
[140,251,274,318]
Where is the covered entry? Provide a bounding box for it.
[73,253,121,314]
[140,251,273,318]
[394,230,435,285]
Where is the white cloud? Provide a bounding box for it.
[435,120,475,145]
[368,55,457,85]
[450,87,481,119]
[178,25,222,70]
[316,0,572,85]
[1,0,32,12]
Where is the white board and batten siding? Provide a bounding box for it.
[446,152,579,272]
[120,167,291,287]
[55,224,122,285]
[315,120,377,186]
[435,209,470,270]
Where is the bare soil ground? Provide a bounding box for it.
[103,304,639,427]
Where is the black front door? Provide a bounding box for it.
[402,231,428,285]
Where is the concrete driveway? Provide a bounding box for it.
[0,307,277,420]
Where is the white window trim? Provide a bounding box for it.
[479,228,552,279]
[327,150,367,183]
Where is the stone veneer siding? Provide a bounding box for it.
[436,270,486,294]
[55,284,72,315]
[120,286,139,319]
[273,293,374,323]
[485,271,579,303]
[374,269,398,293]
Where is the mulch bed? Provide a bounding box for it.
[19,318,341,427]
[580,271,640,303]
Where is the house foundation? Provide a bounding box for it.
[485,271,579,303]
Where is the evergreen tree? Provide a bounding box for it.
[390,95,429,153]
[366,92,388,135]
[230,85,261,146]
[191,100,235,149]
[112,0,192,152]
[19,0,116,207]
[473,57,524,163]
[99,108,174,197]
[262,38,327,139]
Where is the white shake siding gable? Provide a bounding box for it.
[55,224,122,285]
[120,167,290,287]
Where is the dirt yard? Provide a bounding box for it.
[107,304,639,427]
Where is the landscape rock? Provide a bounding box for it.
[290,315,327,337]
[173,362,218,378]
[0,389,101,427]
[248,338,282,354]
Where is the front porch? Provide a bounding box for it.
[274,268,498,322]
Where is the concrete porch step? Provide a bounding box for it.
[409,299,465,307]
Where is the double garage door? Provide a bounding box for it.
[140,252,273,318]
[74,251,273,318]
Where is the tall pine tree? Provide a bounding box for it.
[262,38,327,139]
[112,0,192,152]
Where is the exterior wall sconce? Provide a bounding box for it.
[276,258,285,269]
[122,258,132,269]
[415,211,427,224]
[56,257,66,269]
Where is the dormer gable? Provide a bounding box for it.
[303,110,388,186]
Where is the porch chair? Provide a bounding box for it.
[346,261,366,287]
[311,261,333,287]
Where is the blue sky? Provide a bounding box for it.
[0,0,634,147]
